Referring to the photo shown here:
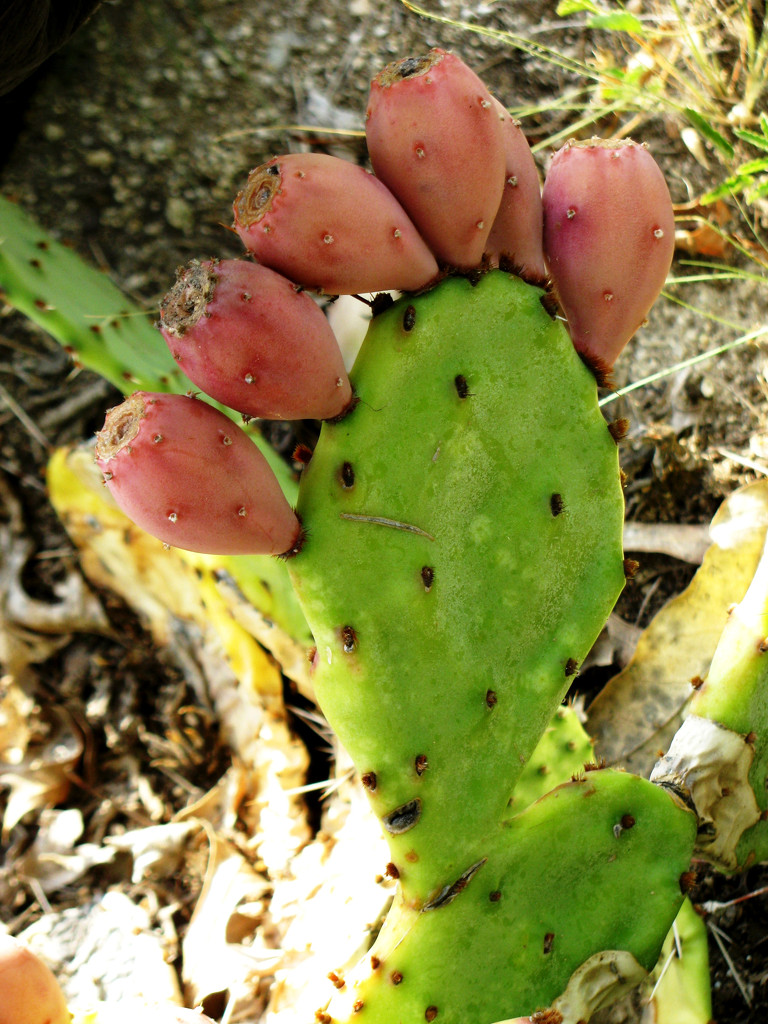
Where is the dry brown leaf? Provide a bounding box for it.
[588,479,768,774]
[106,820,199,884]
[0,703,83,835]
[182,835,276,1019]
[19,890,182,1011]
[15,808,115,893]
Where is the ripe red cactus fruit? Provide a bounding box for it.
[365,47,507,269]
[542,137,675,368]
[0,933,69,1024]
[159,259,352,420]
[232,153,438,295]
[485,99,546,283]
[94,392,302,556]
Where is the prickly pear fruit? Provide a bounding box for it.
[158,259,352,420]
[0,933,69,1024]
[485,99,546,282]
[233,153,438,295]
[542,138,674,368]
[365,48,506,268]
[94,392,301,555]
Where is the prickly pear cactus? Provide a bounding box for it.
[79,43,706,1024]
[283,269,695,1024]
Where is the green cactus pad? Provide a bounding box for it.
[508,703,594,814]
[0,195,184,394]
[646,898,711,1024]
[290,271,626,901]
[321,770,696,1024]
[687,539,768,869]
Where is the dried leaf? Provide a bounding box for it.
[588,480,768,774]
[19,891,181,1010]
[16,808,115,893]
[264,773,392,1024]
[0,705,83,835]
[106,821,199,884]
[0,675,34,764]
[182,837,275,1019]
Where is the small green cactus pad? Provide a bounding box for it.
[650,536,768,871]
[507,703,594,814]
[645,898,711,1024]
[320,770,696,1024]
[290,270,626,901]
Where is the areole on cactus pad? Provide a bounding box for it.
[83,40,696,1024]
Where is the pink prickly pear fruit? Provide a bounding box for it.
[0,933,70,1024]
[232,153,438,295]
[542,137,675,368]
[365,48,506,269]
[484,98,546,282]
[94,392,301,556]
[159,259,352,421]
